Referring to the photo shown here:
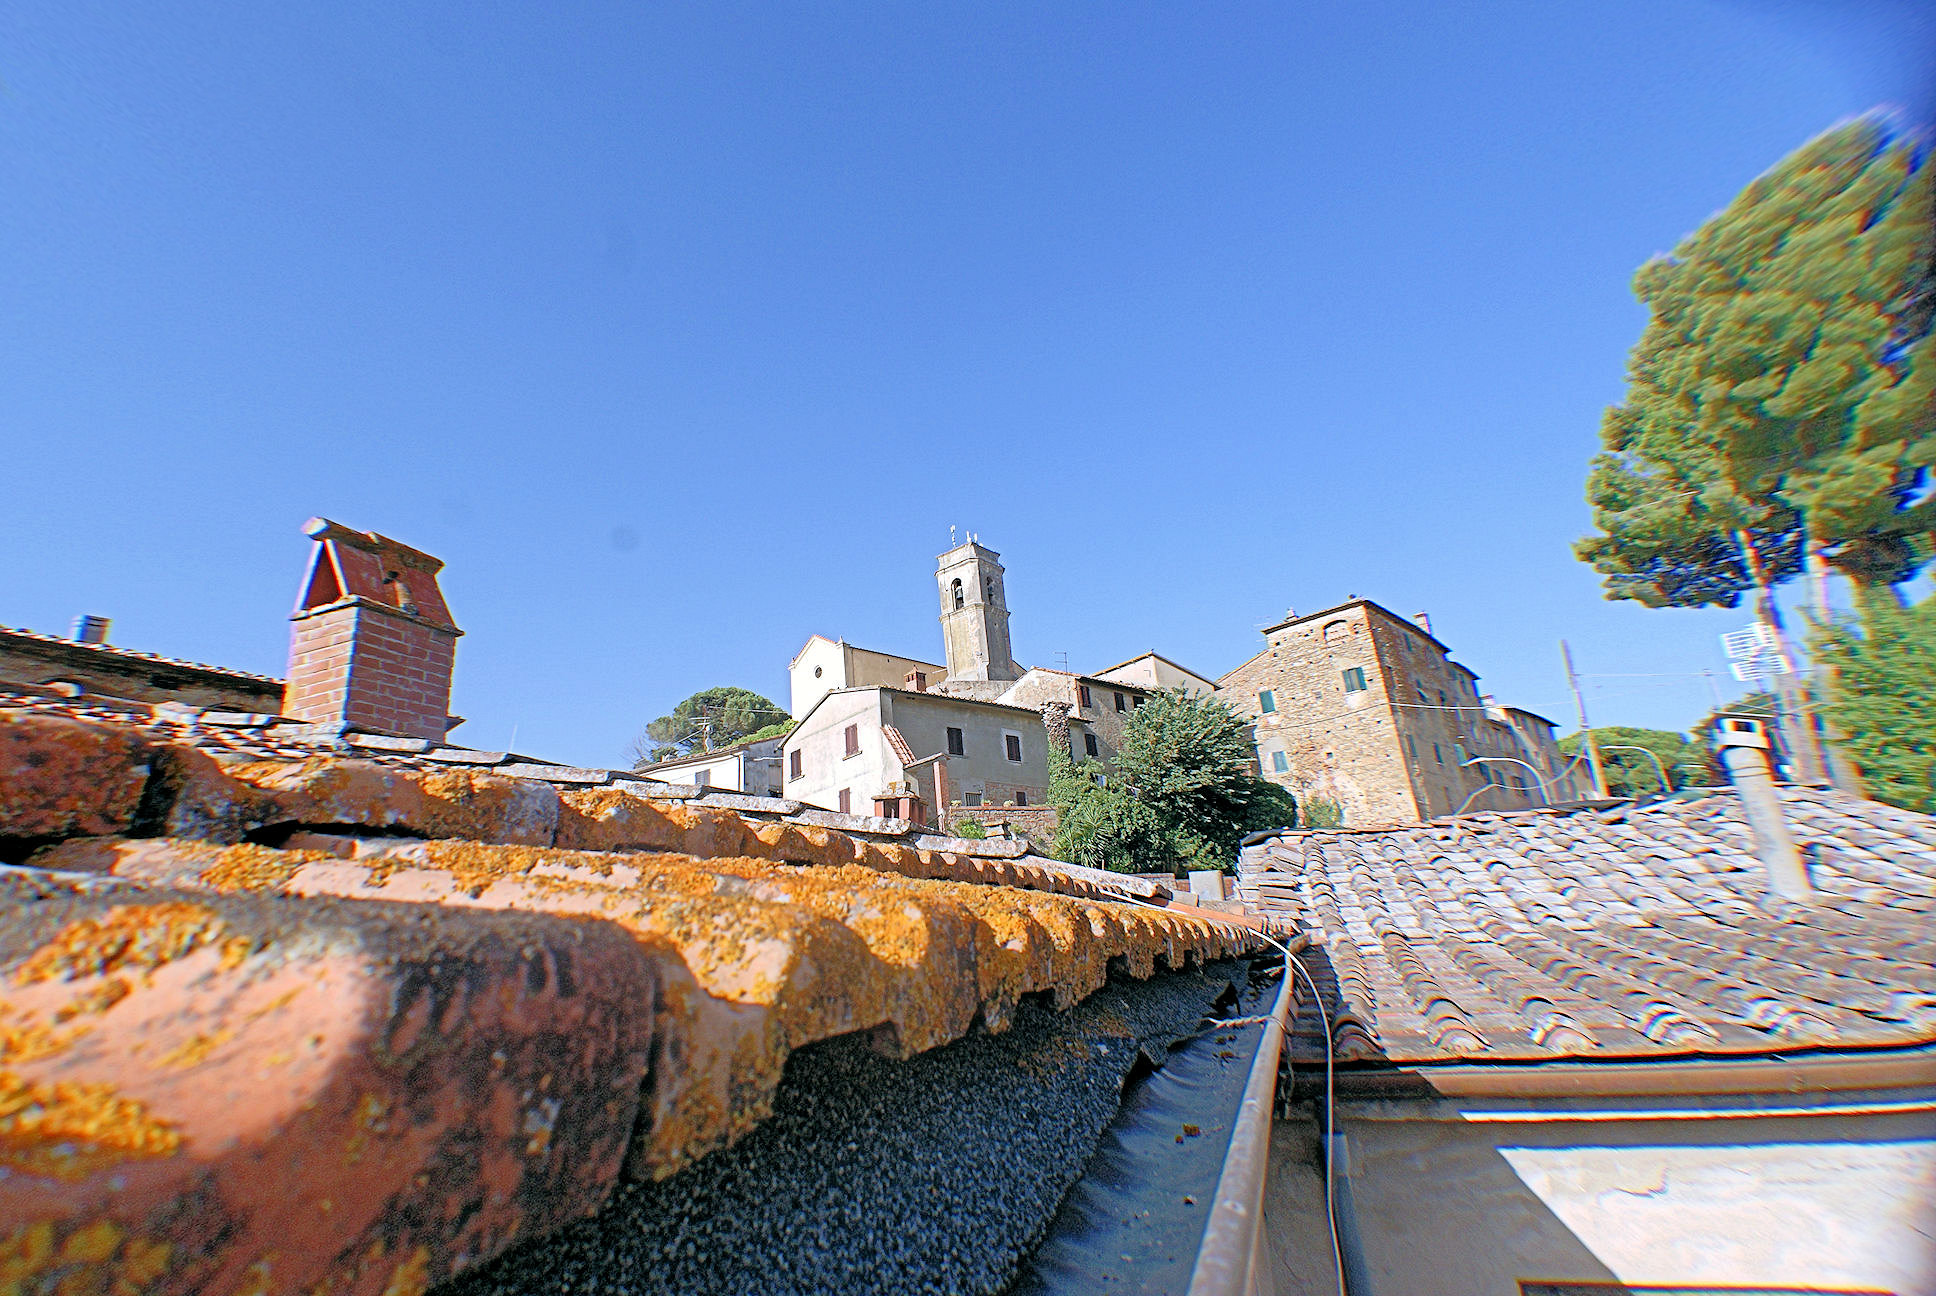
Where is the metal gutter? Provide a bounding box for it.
[1185,945,1302,1296]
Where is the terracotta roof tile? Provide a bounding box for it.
[0,690,1256,1293]
[1239,788,1936,1067]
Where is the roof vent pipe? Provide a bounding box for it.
[1713,716,1812,901]
[72,615,110,644]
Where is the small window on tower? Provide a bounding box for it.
[984,577,995,601]
[1258,690,1276,714]
[946,726,965,756]
[952,578,964,611]
[1084,733,1099,757]
[1342,667,1368,693]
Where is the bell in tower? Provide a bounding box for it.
[936,537,1021,682]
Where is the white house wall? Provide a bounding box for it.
[1266,1106,1936,1296]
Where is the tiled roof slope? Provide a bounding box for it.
[1238,788,1936,1067]
[0,691,1257,1296]
[0,624,285,685]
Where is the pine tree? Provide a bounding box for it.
[1578,114,1934,605]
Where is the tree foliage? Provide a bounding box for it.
[1813,591,1936,813]
[1577,114,1936,606]
[1558,727,1716,798]
[1048,689,1296,874]
[631,686,787,767]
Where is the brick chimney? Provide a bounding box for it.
[283,518,462,741]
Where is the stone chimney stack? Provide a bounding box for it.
[72,615,111,645]
[1413,612,1433,637]
[282,518,463,741]
[1713,716,1812,901]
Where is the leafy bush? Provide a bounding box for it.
[1301,797,1344,828]
[952,815,987,840]
[1049,688,1294,873]
[1814,592,1936,813]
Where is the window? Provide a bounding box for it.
[1405,734,1417,760]
[788,748,802,779]
[837,788,851,814]
[1322,619,1347,642]
[965,791,982,807]
[693,769,711,788]
[1084,733,1099,758]
[1438,689,1448,708]
[1258,689,1277,714]
[984,577,995,601]
[1016,791,1028,807]
[1114,691,1126,712]
[951,578,964,610]
[1132,695,1144,707]
[843,724,860,758]
[1078,684,1092,709]
[813,665,823,678]
[946,726,965,756]
[1433,743,1443,765]
[1004,733,1023,762]
[1271,750,1289,773]
[1342,667,1368,693]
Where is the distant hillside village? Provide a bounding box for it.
[0,527,1586,833]
[636,535,1590,828]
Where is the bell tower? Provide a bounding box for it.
[936,537,1020,682]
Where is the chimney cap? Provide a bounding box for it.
[1712,716,1772,750]
[302,517,445,574]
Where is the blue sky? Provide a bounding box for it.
[2,2,1929,767]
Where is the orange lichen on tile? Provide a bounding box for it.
[225,758,561,847]
[0,875,659,1296]
[13,903,226,985]
[88,835,1256,1184]
[0,1071,182,1181]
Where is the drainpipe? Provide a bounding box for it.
[1713,716,1812,901]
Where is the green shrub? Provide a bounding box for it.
[1815,591,1936,813]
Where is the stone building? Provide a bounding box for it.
[635,734,786,797]
[783,537,1161,820]
[1217,599,1584,827]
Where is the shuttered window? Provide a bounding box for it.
[838,788,851,814]
[788,749,802,779]
[1258,689,1276,713]
[1342,667,1368,693]
[946,727,965,756]
[1084,733,1099,757]
[1004,734,1022,762]
[843,724,860,757]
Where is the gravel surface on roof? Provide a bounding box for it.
[438,962,1247,1296]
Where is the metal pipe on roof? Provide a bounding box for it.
[1713,716,1813,901]
[1185,936,1308,1296]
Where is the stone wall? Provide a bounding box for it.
[942,805,1060,850]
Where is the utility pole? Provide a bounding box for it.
[1561,639,1609,799]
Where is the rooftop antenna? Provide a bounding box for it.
[1054,651,1069,671]
[950,524,958,546]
